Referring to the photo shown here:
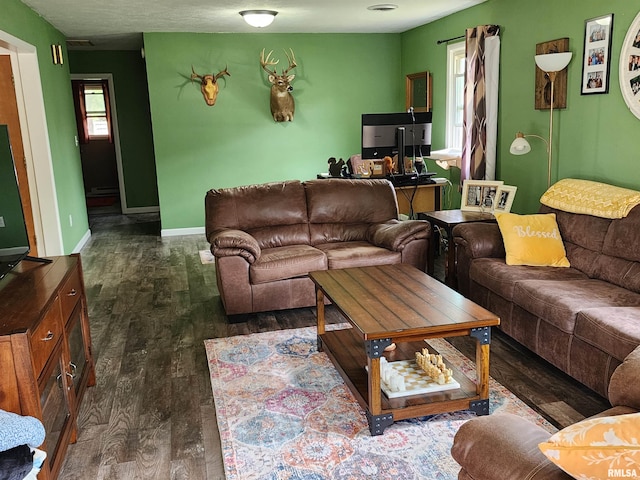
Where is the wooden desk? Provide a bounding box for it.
[395,184,442,216]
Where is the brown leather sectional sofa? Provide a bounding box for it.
[453,204,640,397]
[205,179,431,316]
[451,344,640,480]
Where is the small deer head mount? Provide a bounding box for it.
[190,66,230,106]
[260,48,297,122]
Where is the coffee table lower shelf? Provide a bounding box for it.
[318,327,485,435]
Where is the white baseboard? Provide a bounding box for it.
[122,206,160,214]
[73,229,92,253]
[161,226,205,237]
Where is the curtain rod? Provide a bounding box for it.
[437,34,465,45]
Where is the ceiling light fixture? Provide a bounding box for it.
[239,10,278,28]
[367,4,398,12]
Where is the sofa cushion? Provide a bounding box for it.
[249,245,327,284]
[469,258,587,302]
[513,280,640,334]
[574,307,640,361]
[315,241,401,269]
[540,205,612,277]
[205,180,311,248]
[305,179,398,245]
[538,412,640,480]
[495,212,570,267]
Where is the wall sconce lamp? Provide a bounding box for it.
[239,10,278,28]
[510,51,572,188]
[51,44,64,65]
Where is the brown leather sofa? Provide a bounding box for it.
[453,205,640,396]
[451,345,640,480]
[453,204,640,397]
[205,179,430,316]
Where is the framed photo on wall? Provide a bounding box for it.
[461,180,503,212]
[581,14,614,95]
[493,185,518,213]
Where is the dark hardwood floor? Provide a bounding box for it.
[58,212,609,479]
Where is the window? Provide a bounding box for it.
[446,42,465,151]
[71,79,112,144]
[83,84,109,138]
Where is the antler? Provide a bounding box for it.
[282,48,297,75]
[190,66,203,81]
[260,48,279,76]
[215,66,230,80]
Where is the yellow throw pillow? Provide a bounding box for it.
[538,412,640,480]
[494,212,570,267]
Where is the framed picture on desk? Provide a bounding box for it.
[461,180,503,212]
[494,185,517,213]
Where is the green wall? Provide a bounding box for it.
[5,0,640,240]
[1,0,89,253]
[68,51,159,208]
[401,0,640,213]
[143,33,402,230]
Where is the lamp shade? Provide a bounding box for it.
[239,10,277,28]
[510,134,532,155]
[534,52,573,73]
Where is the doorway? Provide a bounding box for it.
[0,55,39,254]
[0,33,63,256]
[71,75,124,217]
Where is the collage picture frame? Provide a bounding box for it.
[581,13,614,95]
[461,180,504,212]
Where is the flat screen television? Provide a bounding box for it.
[361,111,432,164]
[0,124,31,280]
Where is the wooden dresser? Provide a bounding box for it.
[0,254,96,480]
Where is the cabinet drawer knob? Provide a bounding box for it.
[67,289,78,297]
[42,331,55,341]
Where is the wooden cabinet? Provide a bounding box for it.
[0,254,95,480]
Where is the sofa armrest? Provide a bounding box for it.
[453,222,505,297]
[452,222,505,259]
[208,229,261,264]
[451,414,571,480]
[608,345,640,410]
[367,220,430,251]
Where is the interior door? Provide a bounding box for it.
[0,55,38,255]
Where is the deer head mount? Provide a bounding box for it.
[260,48,297,122]
[191,66,230,106]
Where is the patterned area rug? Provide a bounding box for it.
[205,326,556,480]
[199,249,215,264]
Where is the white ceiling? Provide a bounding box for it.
[20,0,486,50]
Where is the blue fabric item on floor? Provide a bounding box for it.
[0,410,45,452]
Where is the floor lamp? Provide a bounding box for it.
[510,52,572,188]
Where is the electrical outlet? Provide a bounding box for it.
[0,216,5,228]
[69,214,73,227]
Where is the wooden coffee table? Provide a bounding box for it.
[309,264,500,435]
